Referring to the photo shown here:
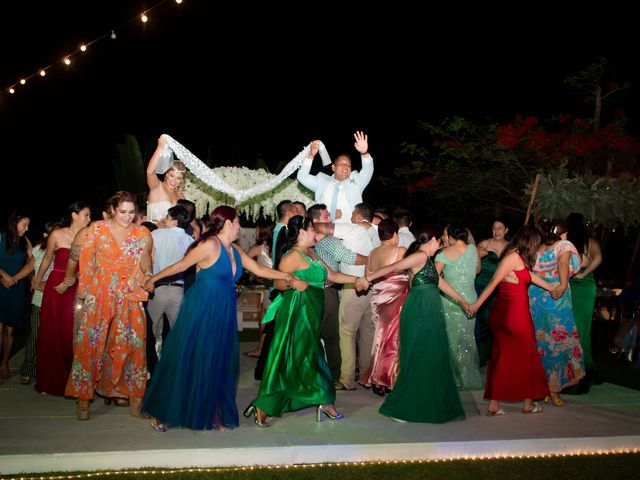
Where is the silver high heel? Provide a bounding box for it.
[243,404,269,427]
[316,405,344,422]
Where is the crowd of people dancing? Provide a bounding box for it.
[0,131,611,432]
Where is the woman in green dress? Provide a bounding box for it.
[475,219,509,366]
[435,223,483,390]
[567,213,602,377]
[245,216,367,427]
[365,226,471,423]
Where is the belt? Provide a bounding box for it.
[156,282,184,288]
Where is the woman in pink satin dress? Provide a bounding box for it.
[360,219,409,395]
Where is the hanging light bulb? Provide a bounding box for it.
[111,30,117,40]
[80,44,87,52]
[64,57,71,65]
[141,13,148,22]
[20,79,26,85]
[176,0,183,4]
[40,69,46,76]
[9,87,15,94]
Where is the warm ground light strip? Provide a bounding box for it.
[5,449,640,480]
[1,0,184,100]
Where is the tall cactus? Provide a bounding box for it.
[111,134,147,194]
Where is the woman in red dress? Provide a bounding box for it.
[468,226,554,416]
[34,202,91,396]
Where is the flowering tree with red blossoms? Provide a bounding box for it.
[392,112,640,229]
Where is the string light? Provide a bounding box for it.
[4,449,640,480]
[2,0,183,98]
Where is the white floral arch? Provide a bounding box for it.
[182,168,314,220]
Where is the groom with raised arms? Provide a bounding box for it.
[297,131,373,223]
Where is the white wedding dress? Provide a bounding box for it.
[147,201,174,224]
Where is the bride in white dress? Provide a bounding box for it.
[146,135,187,224]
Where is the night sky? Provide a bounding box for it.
[2,1,639,228]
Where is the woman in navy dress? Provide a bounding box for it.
[0,210,34,381]
[142,206,292,431]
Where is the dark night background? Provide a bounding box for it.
[2,1,639,240]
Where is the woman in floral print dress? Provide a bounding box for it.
[62,191,153,420]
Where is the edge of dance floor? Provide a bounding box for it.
[2,436,640,474]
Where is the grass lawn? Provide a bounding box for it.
[4,454,640,480]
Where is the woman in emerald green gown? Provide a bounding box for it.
[365,226,471,423]
[245,216,367,427]
[567,213,602,374]
[475,219,509,366]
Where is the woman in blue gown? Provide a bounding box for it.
[142,206,292,431]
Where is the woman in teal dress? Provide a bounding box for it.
[142,206,291,431]
[567,213,602,374]
[365,226,471,423]
[475,219,509,366]
[0,210,34,381]
[435,224,483,390]
[529,219,585,407]
[245,216,366,427]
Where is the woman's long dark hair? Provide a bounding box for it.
[405,225,441,258]
[567,212,587,256]
[279,215,312,265]
[541,218,569,246]
[3,210,30,254]
[500,225,542,269]
[59,201,90,228]
[377,219,399,241]
[187,205,237,253]
[447,223,469,243]
[256,218,275,255]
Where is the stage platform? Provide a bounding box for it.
[1,342,639,475]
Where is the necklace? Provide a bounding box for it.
[217,236,234,255]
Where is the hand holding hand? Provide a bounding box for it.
[466,302,479,316]
[1,277,12,289]
[550,286,565,300]
[353,131,368,155]
[144,278,155,293]
[292,278,308,292]
[355,276,370,292]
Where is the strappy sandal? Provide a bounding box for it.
[150,417,167,432]
[523,403,542,414]
[486,408,506,417]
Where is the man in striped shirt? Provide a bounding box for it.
[308,204,367,384]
